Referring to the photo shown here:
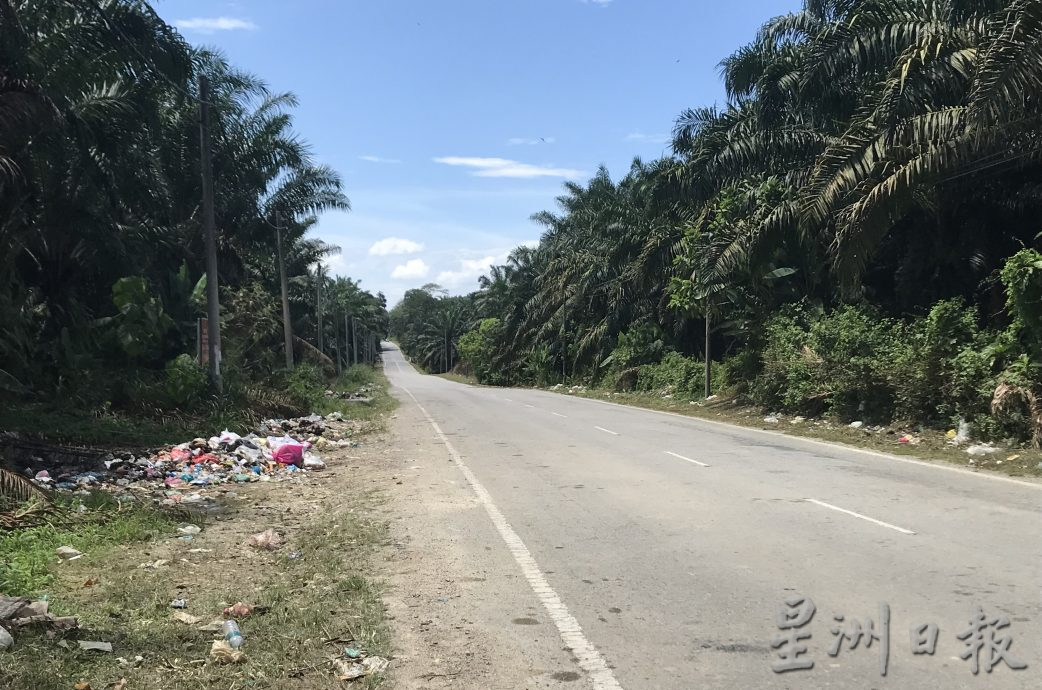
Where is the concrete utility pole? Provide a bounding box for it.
[351,316,358,366]
[316,263,324,353]
[343,314,350,370]
[334,311,342,376]
[199,75,222,392]
[704,313,712,398]
[275,212,294,370]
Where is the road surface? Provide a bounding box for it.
[381,343,1039,689]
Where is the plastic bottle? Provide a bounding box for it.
[222,620,244,649]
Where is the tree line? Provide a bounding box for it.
[1,0,386,418]
[392,0,1042,445]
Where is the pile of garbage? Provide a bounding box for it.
[21,413,360,507]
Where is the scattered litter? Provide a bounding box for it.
[0,625,13,651]
[362,656,390,674]
[210,640,246,664]
[73,682,92,690]
[197,620,224,633]
[116,655,144,668]
[111,679,128,690]
[177,525,201,536]
[172,611,200,625]
[1006,454,1021,462]
[287,551,304,560]
[223,602,252,619]
[222,620,244,649]
[24,412,360,509]
[334,659,366,680]
[138,559,168,571]
[169,598,188,609]
[334,655,390,680]
[344,647,362,658]
[78,640,113,653]
[897,435,920,445]
[966,444,998,456]
[763,415,779,424]
[247,528,282,551]
[848,421,864,429]
[790,416,805,424]
[56,546,83,561]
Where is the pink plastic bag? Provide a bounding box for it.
[272,443,305,465]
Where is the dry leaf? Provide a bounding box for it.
[73,682,92,690]
[109,679,128,690]
[172,611,200,625]
[83,577,99,588]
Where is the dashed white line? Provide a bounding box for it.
[805,498,916,535]
[665,450,709,468]
[400,385,623,690]
[524,403,536,409]
[552,412,568,418]
[594,426,619,436]
[503,397,513,402]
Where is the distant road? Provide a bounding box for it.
[383,342,1039,689]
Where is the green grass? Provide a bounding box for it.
[0,403,207,448]
[310,365,399,424]
[0,498,179,597]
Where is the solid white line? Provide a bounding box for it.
[400,385,623,690]
[552,412,568,418]
[805,498,916,535]
[555,394,1042,491]
[665,450,709,468]
[594,426,620,436]
[503,398,513,402]
[524,403,536,409]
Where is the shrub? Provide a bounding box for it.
[637,351,722,398]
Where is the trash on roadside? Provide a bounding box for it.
[1007,454,1021,462]
[247,528,282,550]
[138,559,168,571]
[210,639,246,664]
[111,678,128,690]
[116,655,144,668]
[222,620,244,649]
[897,434,920,445]
[223,602,252,619]
[966,443,998,456]
[848,421,864,429]
[344,647,362,658]
[334,658,366,680]
[197,620,224,633]
[0,624,13,651]
[790,416,805,424]
[78,640,113,653]
[302,454,326,470]
[56,546,83,561]
[172,611,200,625]
[763,415,779,424]
[287,551,303,560]
[73,682,92,690]
[169,598,187,609]
[177,525,201,536]
[951,419,972,445]
[362,656,390,674]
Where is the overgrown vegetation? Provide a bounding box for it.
[395,0,1042,448]
[0,0,388,443]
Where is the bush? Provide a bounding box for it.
[163,354,210,408]
[636,351,722,398]
[458,318,512,385]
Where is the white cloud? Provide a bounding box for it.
[369,237,424,256]
[359,155,401,164]
[391,259,429,280]
[626,131,670,144]
[508,136,556,146]
[433,156,583,179]
[436,256,499,288]
[174,17,257,33]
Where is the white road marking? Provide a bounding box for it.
[565,395,1042,490]
[503,397,513,402]
[665,450,709,468]
[594,426,619,436]
[552,412,568,418]
[524,404,536,409]
[805,498,916,535]
[400,385,623,690]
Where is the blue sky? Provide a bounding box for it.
[160,0,797,305]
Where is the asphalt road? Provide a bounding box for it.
[382,343,1040,689]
